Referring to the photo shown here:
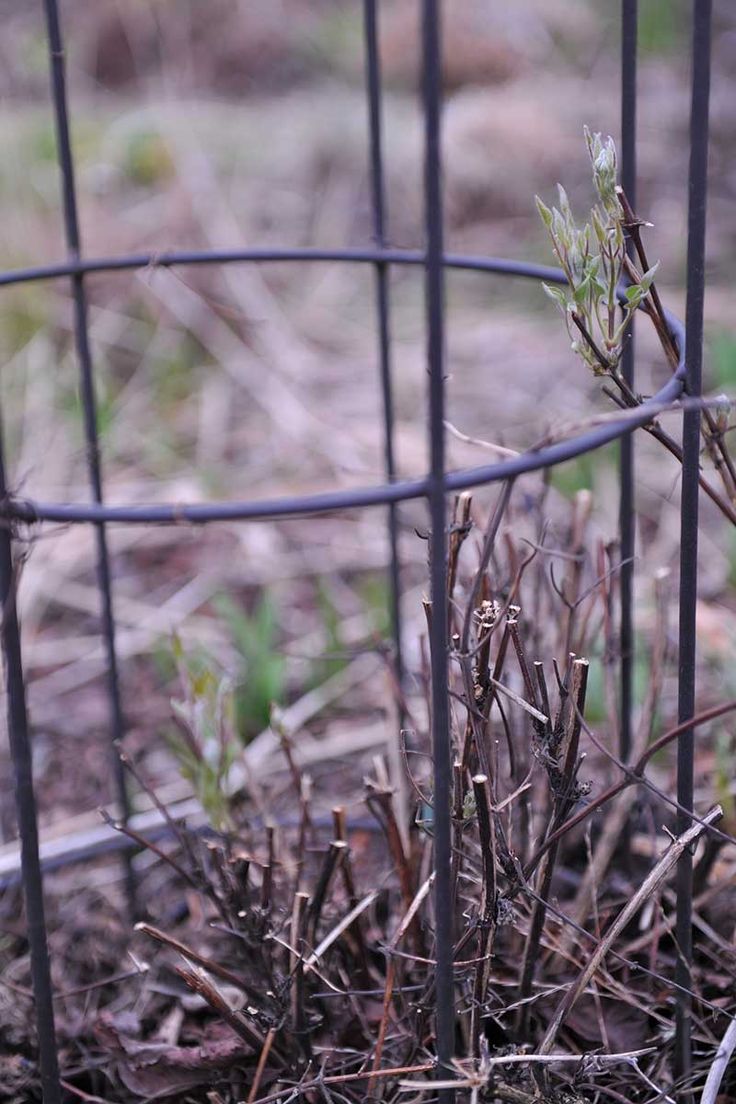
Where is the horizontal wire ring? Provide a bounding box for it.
[0,253,686,526]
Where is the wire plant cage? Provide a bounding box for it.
[0,1,722,1101]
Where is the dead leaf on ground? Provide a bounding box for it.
[94,1015,252,1099]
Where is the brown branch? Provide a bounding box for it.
[618,185,736,505]
[134,923,266,1008]
[309,841,347,944]
[470,774,497,1056]
[538,806,722,1054]
[175,965,268,1053]
[523,698,736,881]
[289,891,311,1060]
[370,876,435,1098]
[571,311,615,373]
[617,188,680,366]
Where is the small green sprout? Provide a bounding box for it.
[212,593,286,742]
[536,127,659,378]
[169,632,238,831]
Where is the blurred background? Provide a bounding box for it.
[0,0,735,849]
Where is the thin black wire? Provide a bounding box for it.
[619,0,637,766]
[421,2,454,1097]
[0,356,684,526]
[362,0,404,696]
[0,243,686,527]
[0,247,573,289]
[41,0,135,914]
[0,429,61,1101]
[676,0,712,1091]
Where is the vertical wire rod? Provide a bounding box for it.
[675,0,712,1091]
[362,0,404,693]
[41,0,135,911]
[619,0,637,766]
[0,430,61,1102]
[421,2,455,1098]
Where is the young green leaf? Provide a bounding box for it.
[535,195,553,229]
[542,282,568,309]
[639,261,660,293]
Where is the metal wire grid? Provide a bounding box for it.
[0,1,713,1100]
